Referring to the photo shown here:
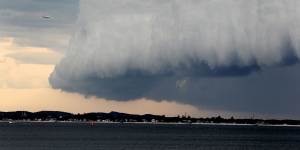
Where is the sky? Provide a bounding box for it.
[1,0,300,119]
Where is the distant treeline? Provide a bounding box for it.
[0,111,300,125]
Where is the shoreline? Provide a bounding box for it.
[1,120,300,127]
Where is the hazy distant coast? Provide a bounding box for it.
[1,111,300,126]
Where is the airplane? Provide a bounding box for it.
[42,15,52,19]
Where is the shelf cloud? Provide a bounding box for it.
[50,0,300,115]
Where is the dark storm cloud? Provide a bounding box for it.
[50,0,300,117]
[50,63,300,117]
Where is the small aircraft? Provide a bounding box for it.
[42,15,52,19]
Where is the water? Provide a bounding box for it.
[0,122,299,150]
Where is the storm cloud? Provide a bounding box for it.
[50,0,300,116]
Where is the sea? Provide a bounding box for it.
[0,122,299,150]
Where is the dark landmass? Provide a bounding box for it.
[0,111,300,125]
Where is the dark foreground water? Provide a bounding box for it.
[0,122,300,150]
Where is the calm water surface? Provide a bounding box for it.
[0,122,300,150]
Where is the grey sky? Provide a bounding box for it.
[0,0,79,51]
